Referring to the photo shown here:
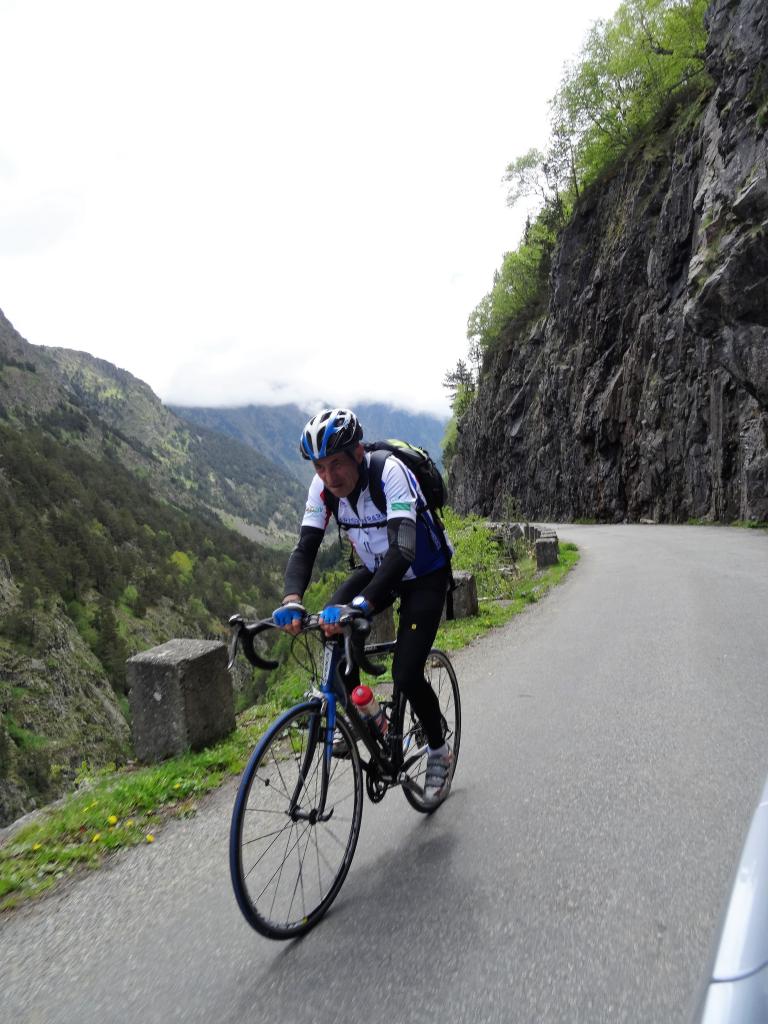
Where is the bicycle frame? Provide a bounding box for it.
[228,613,433,818]
[296,635,428,816]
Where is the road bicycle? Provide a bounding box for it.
[226,609,461,940]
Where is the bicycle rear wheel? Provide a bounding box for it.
[230,701,363,939]
[396,649,461,813]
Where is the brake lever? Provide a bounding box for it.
[227,614,244,671]
[343,631,354,676]
[227,614,279,671]
[339,616,385,677]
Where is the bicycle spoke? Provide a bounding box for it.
[267,741,295,803]
[287,820,314,923]
[231,703,363,937]
[314,826,324,900]
[399,650,460,814]
[322,822,353,853]
[253,762,293,803]
[267,820,303,918]
[242,823,291,849]
[243,821,294,874]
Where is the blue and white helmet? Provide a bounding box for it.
[300,408,363,461]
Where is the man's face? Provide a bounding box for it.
[314,445,363,498]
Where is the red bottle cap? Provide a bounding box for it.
[351,685,374,707]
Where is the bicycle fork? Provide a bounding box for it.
[287,697,337,824]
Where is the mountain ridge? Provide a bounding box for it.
[170,401,449,484]
[0,310,306,540]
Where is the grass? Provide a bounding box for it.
[3,716,48,751]
[0,536,579,911]
[687,519,768,530]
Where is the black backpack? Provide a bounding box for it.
[364,440,447,517]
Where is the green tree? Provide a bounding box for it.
[465,0,708,366]
[94,598,128,694]
[551,0,709,189]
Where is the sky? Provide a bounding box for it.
[0,0,621,417]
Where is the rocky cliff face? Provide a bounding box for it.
[0,557,130,825]
[451,0,768,524]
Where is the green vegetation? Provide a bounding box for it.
[442,0,710,466]
[0,514,578,909]
[442,508,525,598]
[546,0,708,194]
[0,424,283,696]
[686,519,768,530]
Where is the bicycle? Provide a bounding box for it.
[226,608,461,940]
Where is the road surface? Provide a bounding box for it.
[2,525,768,1023]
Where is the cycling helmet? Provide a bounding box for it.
[300,408,363,461]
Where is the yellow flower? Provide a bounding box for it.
[91,833,102,843]
[107,815,118,826]
[145,834,155,844]
[125,819,134,827]
[173,782,182,790]
[32,843,42,851]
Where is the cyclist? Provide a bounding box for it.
[273,407,454,804]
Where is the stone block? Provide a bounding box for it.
[485,521,521,556]
[485,520,509,544]
[442,570,478,621]
[538,528,559,551]
[126,639,235,763]
[535,538,559,569]
[368,605,396,645]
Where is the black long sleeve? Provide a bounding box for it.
[359,517,416,607]
[283,526,324,599]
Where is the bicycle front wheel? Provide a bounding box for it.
[396,649,461,814]
[229,702,363,939]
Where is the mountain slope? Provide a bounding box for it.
[0,417,286,826]
[0,313,296,825]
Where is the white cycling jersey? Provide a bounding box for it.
[301,453,448,579]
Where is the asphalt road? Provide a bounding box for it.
[3,525,768,1024]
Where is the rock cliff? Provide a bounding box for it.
[0,557,130,825]
[450,0,768,524]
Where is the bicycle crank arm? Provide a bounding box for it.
[398,775,426,796]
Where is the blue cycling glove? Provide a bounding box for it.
[319,604,346,626]
[273,602,306,627]
[319,598,373,626]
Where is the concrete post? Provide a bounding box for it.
[126,639,235,763]
[441,570,479,621]
[368,605,396,645]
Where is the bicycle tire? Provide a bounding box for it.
[395,649,461,814]
[229,701,363,939]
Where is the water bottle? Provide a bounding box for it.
[351,685,388,737]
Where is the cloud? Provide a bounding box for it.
[0,0,623,415]
[0,192,82,255]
